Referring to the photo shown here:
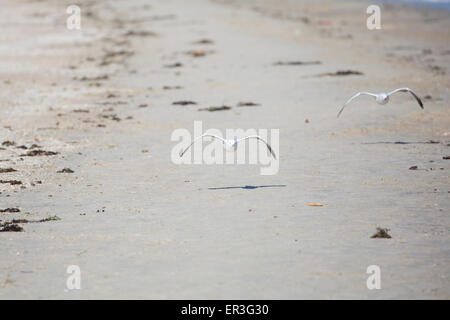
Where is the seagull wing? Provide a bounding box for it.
[387,88,424,109]
[236,135,277,159]
[179,134,226,157]
[337,92,376,118]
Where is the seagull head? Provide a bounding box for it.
[376,93,389,105]
[224,139,238,151]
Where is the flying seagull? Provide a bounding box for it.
[337,88,424,118]
[179,133,277,159]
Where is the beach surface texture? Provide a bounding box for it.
[0,0,449,299]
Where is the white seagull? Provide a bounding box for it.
[337,88,424,118]
[179,133,277,159]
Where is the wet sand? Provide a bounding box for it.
[0,0,449,299]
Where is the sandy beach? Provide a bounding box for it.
[0,0,449,299]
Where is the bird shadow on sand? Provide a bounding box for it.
[208,185,286,190]
[362,140,440,145]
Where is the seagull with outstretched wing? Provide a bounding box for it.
[179,133,277,159]
[337,88,424,117]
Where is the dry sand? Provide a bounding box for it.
[0,0,449,299]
